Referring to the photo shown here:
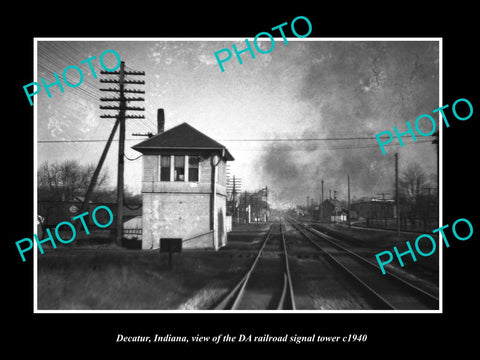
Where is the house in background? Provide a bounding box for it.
[350,198,395,221]
[319,198,348,223]
[132,110,234,250]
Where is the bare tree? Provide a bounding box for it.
[398,162,432,226]
[399,163,430,201]
[37,160,109,201]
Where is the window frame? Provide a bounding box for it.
[158,155,172,182]
[157,154,201,182]
[188,155,200,183]
[174,155,185,182]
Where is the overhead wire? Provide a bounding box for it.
[124,153,143,161]
[38,137,434,149]
[36,41,437,155]
[37,40,153,193]
[37,41,154,139]
[225,140,434,151]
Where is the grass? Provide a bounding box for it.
[37,247,249,310]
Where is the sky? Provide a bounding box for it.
[36,39,440,208]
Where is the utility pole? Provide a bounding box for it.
[395,153,400,236]
[74,117,120,245]
[377,192,389,229]
[431,129,439,232]
[347,174,351,227]
[432,130,439,191]
[321,179,324,221]
[265,186,268,223]
[116,62,127,248]
[232,175,236,222]
[425,187,437,231]
[100,62,145,246]
[228,176,242,223]
[244,191,248,224]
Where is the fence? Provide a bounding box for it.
[353,217,439,233]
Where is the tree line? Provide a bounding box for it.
[396,162,438,222]
[37,160,141,205]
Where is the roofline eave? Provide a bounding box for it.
[131,146,234,161]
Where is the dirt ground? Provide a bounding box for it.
[36,221,439,311]
[307,222,440,293]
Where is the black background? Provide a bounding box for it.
[6,5,478,355]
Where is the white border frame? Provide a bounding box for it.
[33,37,443,314]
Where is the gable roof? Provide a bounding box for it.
[132,122,234,161]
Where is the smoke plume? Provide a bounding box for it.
[256,41,439,207]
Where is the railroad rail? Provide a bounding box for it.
[287,216,439,310]
[279,220,296,310]
[213,222,296,310]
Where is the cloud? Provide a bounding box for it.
[255,41,440,206]
[198,53,218,66]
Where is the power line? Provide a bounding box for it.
[124,153,143,161]
[38,139,131,143]
[219,136,382,141]
[227,140,433,151]
[37,137,427,144]
[100,61,145,246]
[37,139,432,152]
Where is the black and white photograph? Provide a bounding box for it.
[6,7,479,354]
[33,38,441,312]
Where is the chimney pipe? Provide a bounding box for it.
[157,109,165,134]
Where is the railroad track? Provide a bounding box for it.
[212,222,296,310]
[287,216,439,310]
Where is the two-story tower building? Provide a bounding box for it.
[131,117,234,250]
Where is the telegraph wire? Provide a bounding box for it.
[124,153,143,161]
[226,139,433,150]
[37,41,174,138]
[37,42,154,139]
[38,139,143,143]
[220,136,390,141]
[35,42,433,153]
[37,137,426,143]
[38,138,433,151]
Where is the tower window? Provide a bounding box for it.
[174,155,185,181]
[160,155,171,181]
[189,156,200,182]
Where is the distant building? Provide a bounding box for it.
[132,113,234,250]
[350,198,395,220]
[319,198,347,223]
